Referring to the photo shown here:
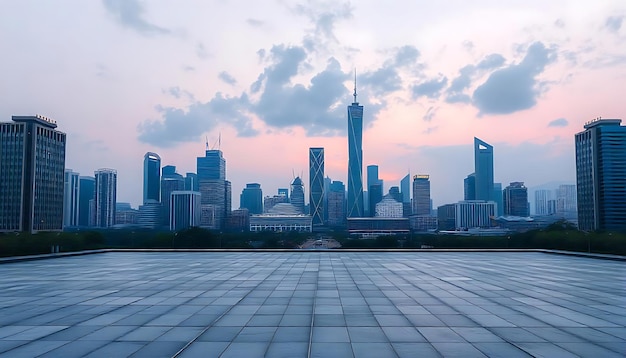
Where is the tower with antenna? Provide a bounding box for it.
[347,69,364,217]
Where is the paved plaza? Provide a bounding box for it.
[0,252,624,357]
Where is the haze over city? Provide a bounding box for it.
[2,0,625,208]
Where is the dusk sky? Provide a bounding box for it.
[2,0,625,209]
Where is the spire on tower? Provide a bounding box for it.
[353,69,358,104]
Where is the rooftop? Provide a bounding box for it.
[0,252,624,357]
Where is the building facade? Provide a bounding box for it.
[327,180,346,227]
[474,137,494,201]
[240,183,263,214]
[143,152,161,204]
[375,195,403,218]
[309,147,325,226]
[78,176,95,227]
[290,177,305,214]
[94,168,117,228]
[400,173,411,217]
[464,173,476,200]
[535,189,553,215]
[347,80,364,218]
[455,200,496,229]
[412,175,431,216]
[0,115,66,232]
[63,169,80,228]
[503,182,529,217]
[437,204,456,231]
[170,191,201,231]
[575,118,626,231]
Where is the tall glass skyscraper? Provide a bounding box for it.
[78,176,95,227]
[94,168,117,228]
[347,77,364,218]
[412,175,431,216]
[309,147,325,226]
[400,173,411,217]
[63,169,80,228]
[197,149,229,229]
[575,118,626,231]
[503,182,528,216]
[240,183,263,214]
[474,137,494,201]
[198,150,225,181]
[143,152,161,204]
[327,181,346,227]
[0,115,66,232]
[290,177,305,214]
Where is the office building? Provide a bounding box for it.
[412,175,431,216]
[278,188,289,200]
[455,200,496,229]
[161,167,185,226]
[503,182,529,217]
[185,173,199,192]
[323,176,332,222]
[556,184,577,219]
[250,203,312,232]
[264,193,288,213]
[474,137,494,201]
[575,118,626,231]
[143,152,161,204]
[240,183,263,214]
[170,191,201,231]
[400,173,411,217]
[347,76,364,217]
[375,195,403,218]
[290,176,305,214]
[198,149,225,181]
[78,176,95,227]
[327,181,346,227]
[227,208,250,232]
[197,149,230,230]
[464,173,476,200]
[437,204,456,231]
[94,168,117,228]
[0,115,66,232]
[63,169,80,228]
[535,189,553,215]
[309,148,325,226]
[137,201,161,229]
[368,183,383,218]
[493,182,503,216]
[115,203,138,226]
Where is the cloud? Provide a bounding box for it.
[445,54,505,104]
[95,63,109,78]
[412,76,448,99]
[423,106,437,122]
[246,18,264,27]
[218,71,237,86]
[182,65,195,72]
[472,42,556,115]
[196,42,209,59]
[102,0,171,36]
[290,1,353,51]
[605,16,623,33]
[476,54,505,70]
[137,93,256,147]
[163,86,195,101]
[554,18,565,28]
[360,67,402,96]
[548,118,568,127]
[393,45,420,67]
[423,126,438,134]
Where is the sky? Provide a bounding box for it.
[1,0,626,209]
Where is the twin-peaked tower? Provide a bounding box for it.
[347,73,364,217]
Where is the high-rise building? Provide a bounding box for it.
[94,168,117,228]
[474,137,494,201]
[278,188,289,200]
[185,173,199,192]
[197,149,229,230]
[327,181,346,227]
[198,150,225,181]
[116,203,138,225]
[493,182,503,216]
[455,200,496,229]
[78,176,95,227]
[535,189,553,215]
[375,195,403,218]
[575,118,626,231]
[556,184,577,219]
[437,204,456,231]
[170,191,201,231]
[161,167,185,227]
[464,173,476,200]
[503,182,529,217]
[309,148,325,226]
[143,152,161,204]
[323,176,332,222]
[137,201,161,229]
[290,177,305,214]
[368,183,383,218]
[389,186,402,203]
[347,75,364,218]
[0,115,66,232]
[412,175,431,216]
[63,169,80,228]
[400,173,411,216]
[240,183,263,214]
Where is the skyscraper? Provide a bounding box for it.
[290,177,305,214]
[0,115,66,232]
[493,182,503,216]
[347,74,364,217]
[535,189,552,215]
[63,169,80,228]
[327,181,346,227]
[78,176,95,227]
[143,152,161,204]
[197,149,229,230]
[464,173,476,200]
[575,118,626,231]
[503,182,529,216]
[400,173,411,217]
[198,150,225,181]
[309,148,325,226]
[94,168,117,228]
[474,137,494,201]
[412,175,431,216]
[185,173,199,192]
[170,191,201,231]
[240,183,263,214]
[161,166,185,227]
[556,184,577,219]
[367,165,383,217]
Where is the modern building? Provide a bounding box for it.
[264,193,289,213]
[493,182,504,217]
[78,176,95,227]
[368,183,383,218]
[347,76,364,218]
[185,173,199,192]
[409,215,438,232]
[455,200,496,229]
[464,173,476,200]
[161,168,185,227]
[412,175,431,216]
[197,149,230,230]
[143,152,161,204]
[347,218,410,238]
[575,118,626,231]
[278,188,289,200]
[474,137,494,201]
[240,183,263,214]
[437,204,456,231]
[309,148,325,226]
[170,191,201,231]
[226,208,250,232]
[63,169,80,228]
[0,115,66,232]
[197,149,225,181]
[137,201,161,229]
[375,195,403,218]
[556,184,577,219]
[327,180,346,227]
[250,203,312,232]
[94,168,117,228]
[535,189,553,216]
[115,203,138,226]
[503,182,529,217]
[290,177,305,214]
[400,173,411,217]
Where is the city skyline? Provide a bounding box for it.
[1,1,624,208]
